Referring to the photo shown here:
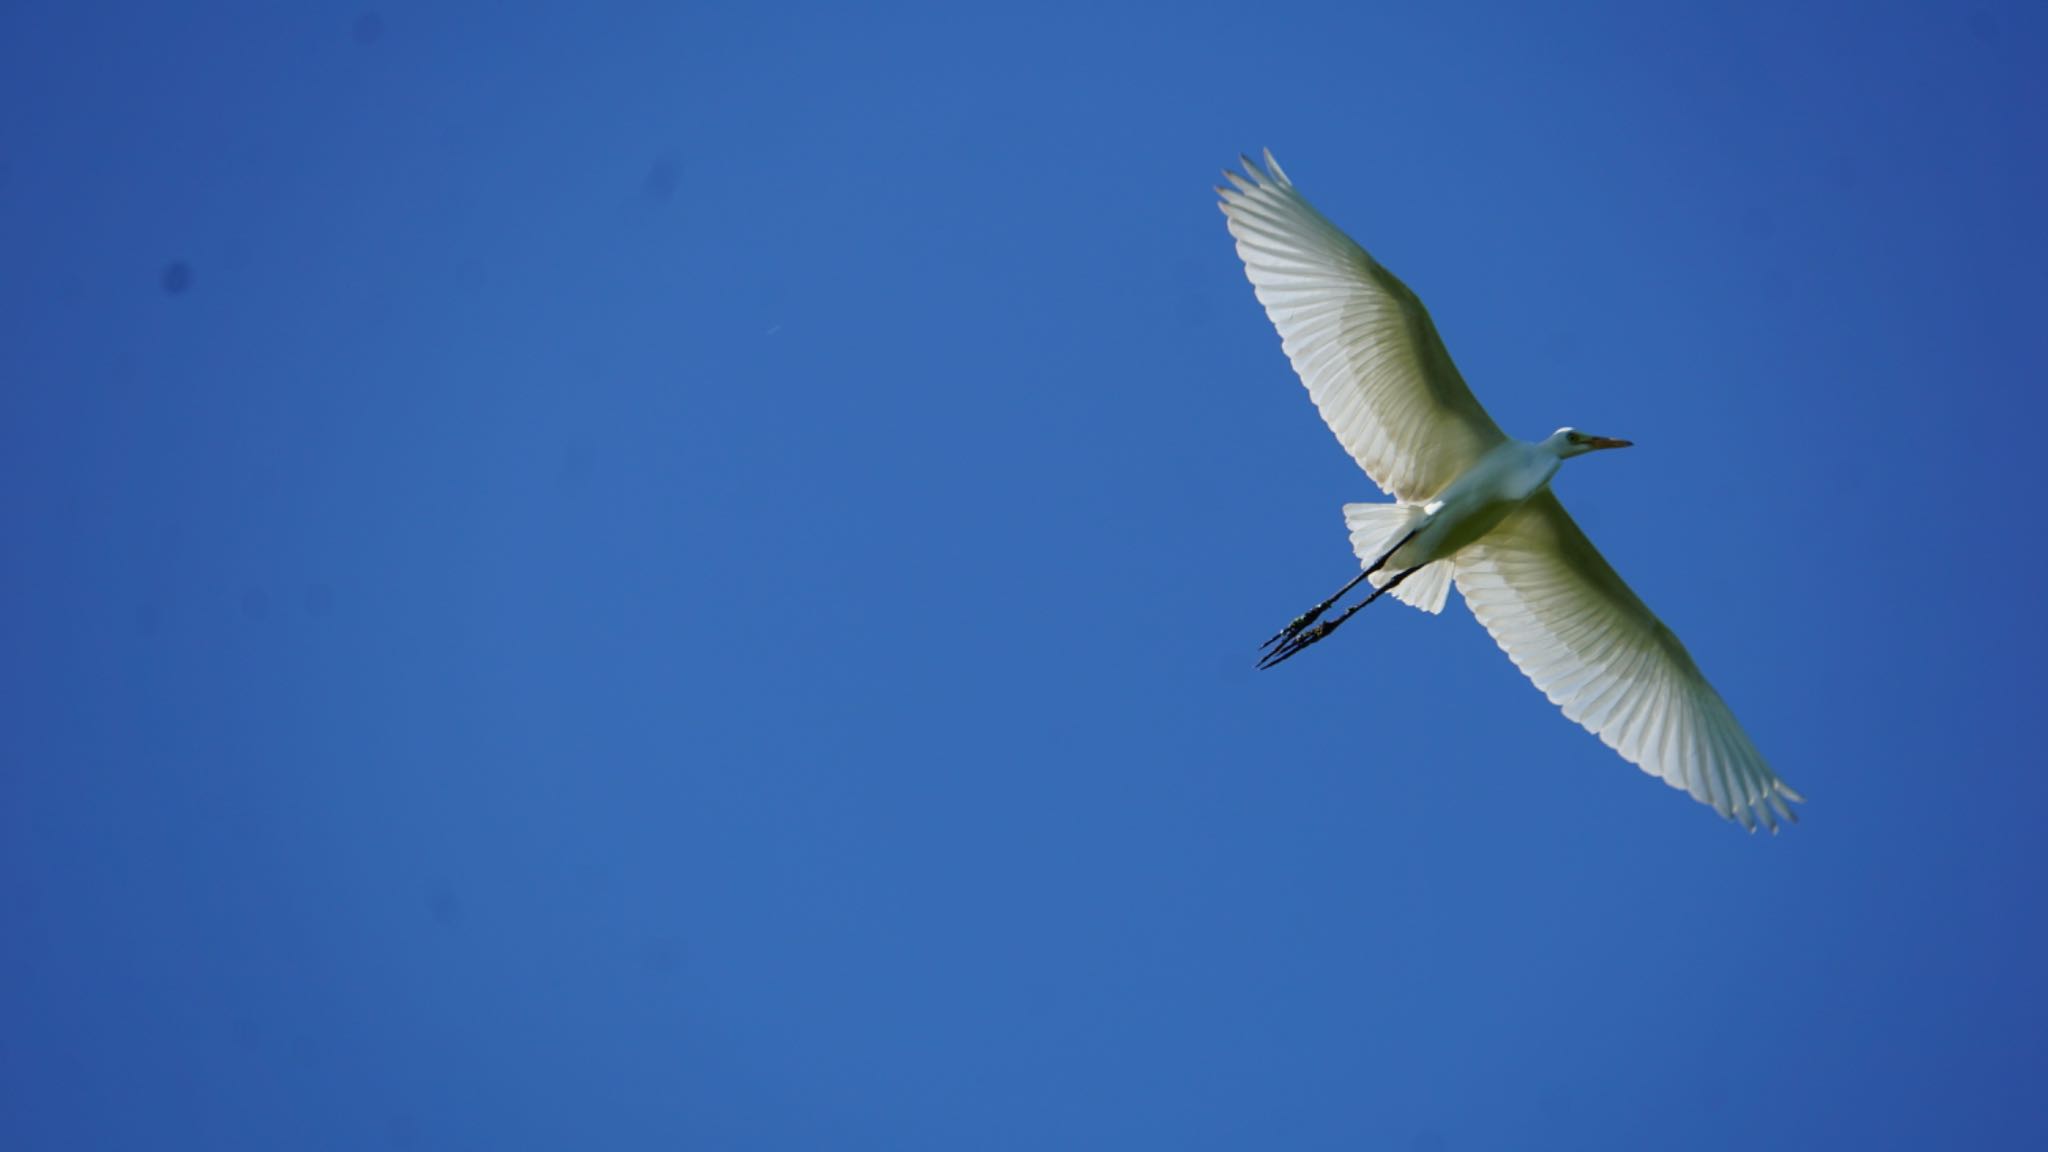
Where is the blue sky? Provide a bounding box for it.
[3,3,2045,1149]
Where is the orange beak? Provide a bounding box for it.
[1585,436,1633,450]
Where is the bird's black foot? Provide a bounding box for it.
[1255,563,1419,670]
[1258,618,1343,669]
[1258,569,1372,656]
[1260,608,1323,656]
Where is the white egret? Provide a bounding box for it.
[1221,151,1801,830]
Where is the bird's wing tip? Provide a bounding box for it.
[1221,149,1292,191]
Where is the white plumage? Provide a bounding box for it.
[1222,151,1801,830]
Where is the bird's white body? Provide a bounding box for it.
[1220,151,1802,830]
[1389,437,1563,573]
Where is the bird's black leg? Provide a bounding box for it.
[1259,529,1418,656]
[1257,563,1421,670]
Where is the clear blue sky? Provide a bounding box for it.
[4,3,2045,1149]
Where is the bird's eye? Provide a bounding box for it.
[1567,432,1584,444]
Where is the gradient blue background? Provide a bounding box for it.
[4,3,2044,1149]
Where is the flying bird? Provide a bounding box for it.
[1220,151,1801,831]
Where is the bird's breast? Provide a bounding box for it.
[1390,444,1558,569]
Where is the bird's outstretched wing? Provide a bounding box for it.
[1455,492,1803,830]
[1219,151,1506,503]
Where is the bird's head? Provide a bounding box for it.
[1548,427,1633,459]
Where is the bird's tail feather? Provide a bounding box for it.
[1343,502,1453,615]
[1342,502,1420,565]
[1382,559,1454,614]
